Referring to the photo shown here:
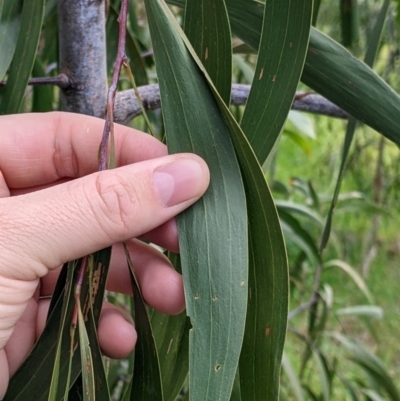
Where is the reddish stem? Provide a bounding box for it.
[98,0,129,171]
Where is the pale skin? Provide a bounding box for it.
[0,112,210,398]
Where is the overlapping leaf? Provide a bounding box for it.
[125,246,163,401]
[143,1,249,400]
[240,0,312,164]
[146,3,290,401]
[150,254,189,401]
[184,0,232,104]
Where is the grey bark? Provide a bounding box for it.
[58,0,108,117]
[114,84,349,124]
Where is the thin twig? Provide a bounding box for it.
[0,74,71,89]
[98,0,129,171]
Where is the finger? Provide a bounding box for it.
[40,240,185,315]
[36,300,136,360]
[109,242,185,315]
[140,218,179,253]
[97,304,137,359]
[0,153,209,281]
[4,295,38,376]
[0,112,167,189]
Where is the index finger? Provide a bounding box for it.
[0,112,167,188]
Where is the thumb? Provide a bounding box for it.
[0,153,209,281]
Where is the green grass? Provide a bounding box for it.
[274,113,400,397]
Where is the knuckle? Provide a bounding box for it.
[91,172,138,237]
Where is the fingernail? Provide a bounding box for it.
[153,159,204,207]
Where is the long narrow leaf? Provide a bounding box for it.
[150,254,189,401]
[184,0,232,104]
[156,4,289,399]
[144,2,249,401]
[240,0,312,164]
[124,246,163,401]
[77,303,96,401]
[171,21,289,401]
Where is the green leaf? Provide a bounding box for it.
[0,0,22,80]
[276,200,324,229]
[124,246,164,401]
[150,254,189,401]
[77,302,96,401]
[32,57,54,112]
[312,0,322,26]
[143,2,249,401]
[303,28,400,147]
[0,0,45,114]
[183,0,232,104]
[240,0,312,165]
[278,209,321,265]
[221,103,289,401]
[150,2,289,399]
[340,0,358,48]
[47,262,78,401]
[151,311,190,401]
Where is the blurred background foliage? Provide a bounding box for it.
[1,0,400,399]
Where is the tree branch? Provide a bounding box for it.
[0,75,349,121]
[114,84,349,124]
[58,0,108,117]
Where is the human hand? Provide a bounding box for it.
[0,112,210,398]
